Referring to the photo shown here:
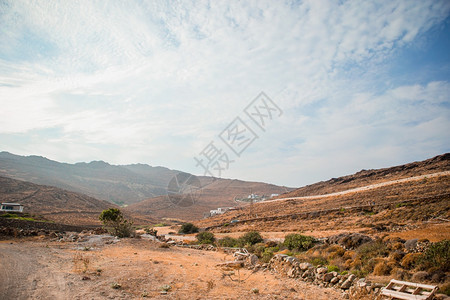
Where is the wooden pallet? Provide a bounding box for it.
[381,279,438,300]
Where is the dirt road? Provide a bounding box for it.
[0,237,344,299]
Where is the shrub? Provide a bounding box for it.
[99,208,134,238]
[391,267,410,280]
[238,231,263,246]
[261,248,276,263]
[439,282,450,296]
[247,243,266,257]
[310,256,328,266]
[0,213,18,218]
[178,223,199,234]
[418,240,449,272]
[217,236,239,247]
[283,234,316,251]
[357,240,388,264]
[327,265,340,273]
[373,261,391,276]
[401,253,422,269]
[389,251,405,262]
[196,232,215,244]
[343,250,356,260]
[411,271,429,282]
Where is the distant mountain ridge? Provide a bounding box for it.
[0,151,180,205]
[0,152,292,210]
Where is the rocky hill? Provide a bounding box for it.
[275,153,450,199]
[0,152,292,209]
[196,153,450,240]
[0,176,127,225]
[125,177,292,222]
[0,152,184,205]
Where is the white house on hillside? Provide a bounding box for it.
[0,203,24,212]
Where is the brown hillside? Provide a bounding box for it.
[276,153,450,199]
[195,154,450,240]
[124,177,292,222]
[0,176,139,226]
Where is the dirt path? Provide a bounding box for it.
[268,170,450,203]
[0,240,72,300]
[0,237,344,299]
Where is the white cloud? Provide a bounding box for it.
[0,1,449,186]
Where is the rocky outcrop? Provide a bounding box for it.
[268,254,382,297]
[326,233,373,249]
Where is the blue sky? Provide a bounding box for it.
[1,1,449,187]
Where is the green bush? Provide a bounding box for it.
[261,247,277,263]
[238,231,263,246]
[311,257,328,266]
[196,232,215,244]
[178,223,199,234]
[283,234,316,251]
[0,213,18,218]
[99,208,134,238]
[357,240,388,264]
[217,236,239,247]
[419,240,449,272]
[327,265,340,273]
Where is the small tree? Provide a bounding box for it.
[99,208,134,238]
[283,234,316,251]
[196,232,215,244]
[238,231,263,246]
[178,223,199,234]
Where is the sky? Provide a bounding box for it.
[1,0,449,188]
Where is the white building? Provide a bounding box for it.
[0,203,24,212]
[209,207,233,216]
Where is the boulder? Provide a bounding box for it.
[330,277,339,284]
[299,262,313,270]
[246,254,259,266]
[323,272,335,282]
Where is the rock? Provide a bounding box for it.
[330,277,339,284]
[299,262,313,270]
[317,267,328,274]
[287,268,296,278]
[341,279,353,289]
[284,256,298,264]
[323,273,334,282]
[405,239,418,252]
[327,233,373,249]
[247,254,259,266]
[348,274,356,282]
[357,281,367,288]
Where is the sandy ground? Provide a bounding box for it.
[0,236,344,300]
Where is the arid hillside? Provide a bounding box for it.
[125,177,292,222]
[0,176,126,225]
[196,154,450,240]
[0,151,180,206]
[0,152,292,210]
[275,153,450,199]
